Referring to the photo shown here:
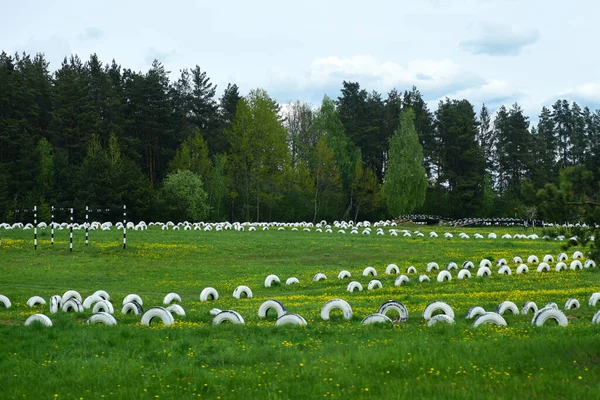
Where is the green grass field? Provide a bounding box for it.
[0,226,599,399]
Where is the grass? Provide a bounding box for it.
[0,225,599,399]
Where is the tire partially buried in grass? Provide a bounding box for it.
[275,313,307,326]
[422,301,454,320]
[427,314,455,326]
[121,301,143,315]
[362,313,393,325]
[26,296,45,307]
[200,287,219,302]
[258,300,286,319]
[321,299,353,321]
[212,310,245,325]
[532,307,568,327]
[141,307,175,326]
[24,314,52,327]
[87,312,117,325]
[472,312,507,328]
[377,300,409,322]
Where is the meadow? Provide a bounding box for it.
[0,225,599,399]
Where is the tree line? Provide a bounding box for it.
[1,51,599,223]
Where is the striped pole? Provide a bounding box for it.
[34,206,37,250]
[85,206,89,246]
[51,206,54,245]
[69,208,73,253]
[123,205,127,249]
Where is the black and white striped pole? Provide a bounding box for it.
[69,208,73,253]
[34,205,37,250]
[51,206,54,245]
[123,204,127,249]
[85,206,89,246]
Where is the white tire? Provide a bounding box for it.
[50,295,61,313]
[141,307,175,326]
[123,294,143,306]
[121,301,143,315]
[92,300,114,314]
[385,264,400,275]
[362,313,393,325]
[427,314,455,326]
[570,260,583,270]
[264,274,281,288]
[423,301,454,320]
[554,262,567,271]
[496,259,507,267]
[592,310,600,324]
[543,254,554,263]
[527,255,539,263]
[584,259,596,268]
[419,274,430,283]
[498,266,512,275]
[394,275,409,286]
[426,262,439,272]
[589,292,600,306]
[258,300,286,319]
[437,270,452,282]
[557,253,568,262]
[377,300,408,322]
[83,294,104,309]
[87,312,117,325]
[496,301,519,315]
[532,307,568,326]
[545,302,559,310]
[166,304,186,316]
[477,267,491,277]
[521,301,538,315]
[200,287,219,302]
[25,314,53,327]
[362,267,377,277]
[512,256,523,264]
[564,298,580,310]
[321,299,353,320]
[61,290,82,305]
[233,285,253,299]
[473,312,507,328]
[337,270,351,279]
[212,310,245,325]
[537,263,550,273]
[209,308,222,316]
[275,313,307,326]
[26,296,46,307]
[457,269,471,279]
[465,306,485,319]
[62,298,84,313]
[479,259,491,268]
[313,273,327,282]
[462,261,474,269]
[93,290,110,301]
[163,292,182,305]
[573,251,583,259]
[347,281,363,292]
[406,266,417,274]
[286,277,300,285]
[367,280,382,290]
[446,262,458,270]
[516,264,529,274]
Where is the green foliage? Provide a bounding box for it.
[312,137,342,222]
[169,129,212,179]
[159,170,209,221]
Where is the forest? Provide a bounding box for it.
[1,51,599,224]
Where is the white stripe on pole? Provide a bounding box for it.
[34,206,37,250]
[123,205,127,249]
[85,205,89,246]
[51,206,54,245]
[69,208,73,253]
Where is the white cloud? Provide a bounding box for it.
[559,81,600,104]
[460,24,539,56]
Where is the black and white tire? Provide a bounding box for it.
[512,256,523,264]
[321,299,353,320]
[386,264,399,275]
[141,307,175,326]
[527,255,539,263]
[557,253,568,262]
[498,266,512,275]
[496,259,507,267]
[521,301,538,315]
[258,300,286,319]
[465,306,486,319]
[446,262,458,271]
[367,280,382,290]
[347,281,363,292]
[419,274,430,283]
[477,267,491,277]
[83,294,104,309]
[564,298,580,310]
[212,310,245,325]
[516,264,529,274]
[24,314,53,327]
[457,269,472,279]
[232,285,253,299]
[163,292,182,305]
[92,300,114,314]
[362,313,393,325]
[200,287,219,302]
[437,270,452,282]
[462,261,474,269]
[589,293,600,307]
[394,275,409,286]
[362,267,377,277]
[378,300,408,322]
[50,295,61,313]
[584,260,596,268]
[121,301,143,315]
[93,290,110,301]
[27,296,46,307]
[496,301,519,315]
[543,254,554,263]
[473,312,507,328]
[62,298,84,313]
[338,270,351,279]
[166,304,186,316]
[209,308,222,316]
[313,273,327,282]
[427,314,455,326]
[87,312,117,325]
[286,277,300,285]
[123,294,143,306]
[275,313,307,326]
[592,310,600,324]
[532,307,568,326]
[570,260,583,270]
[545,302,559,310]
[406,266,417,274]
[423,301,454,320]
[573,251,583,259]
[264,274,281,287]
[426,262,439,272]
[479,259,492,268]
[61,290,82,305]
[537,263,550,273]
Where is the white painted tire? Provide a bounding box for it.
[378,300,409,322]
[264,274,281,287]
[512,256,523,264]
[141,307,175,326]
[498,266,512,275]
[362,267,377,277]
[521,301,538,315]
[584,259,596,268]
[362,313,393,325]
[233,285,253,299]
[426,262,439,272]
[200,287,219,302]
[285,277,300,285]
[50,295,61,313]
[446,262,458,270]
[545,302,559,310]
[167,304,186,316]
[496,259,507,267]
[473,312,507,328]
[258,300,286,319]
[367,279,382,290]
[532,307,568,326]
[83,294,104,310]
[275,313,307,326]
[163,292,182,305]
[462,261,474,269]
[437,270,452,282]
[87,312,117,325]
[479,259,492,268]
[26,296,46,307]
[24,314,53,327]
[337,270,351,279]
[212,310,245,325]
[427,314,455,326]
[527,255,539,263]
[423,301,454,320]
[394,275,409,286]
[313,273,327,282]
[516,264,529,274]
[347,281,363,292]
[496,301,519,315]
[121,301,143,315]
[321,299,353,320]
[92,300,114,314]
[564,298,580,310]
[209,308,222,316]
[62,298,84,313]
[93,290,110,301]
[537,263,550,273]
[385,264,399,275]
[573,251,583,259]
[477,267,491,277]
[466,306,486,319]
[61,290,82,305]
[419,274,430,283]
[570,260,583,270]
[592,310,600,324]
[543,254,554,263]
[589,293,600,306]
[406,266,417,274]
[557,253,568,262]
[123,294,143,306]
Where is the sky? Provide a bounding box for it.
[2,0,600,122]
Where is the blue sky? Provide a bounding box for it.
[2,0,600,121]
